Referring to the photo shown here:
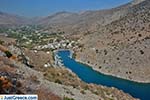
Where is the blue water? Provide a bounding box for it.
[57,50,150,100]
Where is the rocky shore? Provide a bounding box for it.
[75,58,150,83]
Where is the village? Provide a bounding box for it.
[4,25,80,51]
[34,39,78,50]
[0,25,81,68]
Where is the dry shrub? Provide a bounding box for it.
[10,55,17,60]
[37,88,61,100]
[0,66,16,74]
[0,76,13,93]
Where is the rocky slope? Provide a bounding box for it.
[76,0,150,82]
[0,36,138,100]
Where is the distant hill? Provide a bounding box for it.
[37,0,145,34]
[0,0,145,31]
[0,11,29,27]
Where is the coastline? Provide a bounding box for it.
[55,49,150,83]
[54,49,73,54]
[75,59,150,84]
[55,49,150,100]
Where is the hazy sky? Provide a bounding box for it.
[0,0,132,17]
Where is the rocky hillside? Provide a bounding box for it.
[0,36,137,100]
[76,0,150,82]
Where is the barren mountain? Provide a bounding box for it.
[38,0,145,35]
[0,11,28,27]
[76,0,150,82]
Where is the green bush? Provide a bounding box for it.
[63,96,74,100]
[55,79,62,84]
[80,90,86,94]
[4,51,13,58]
[0,40,4,45]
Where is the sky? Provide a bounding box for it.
[0,0,132,17]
